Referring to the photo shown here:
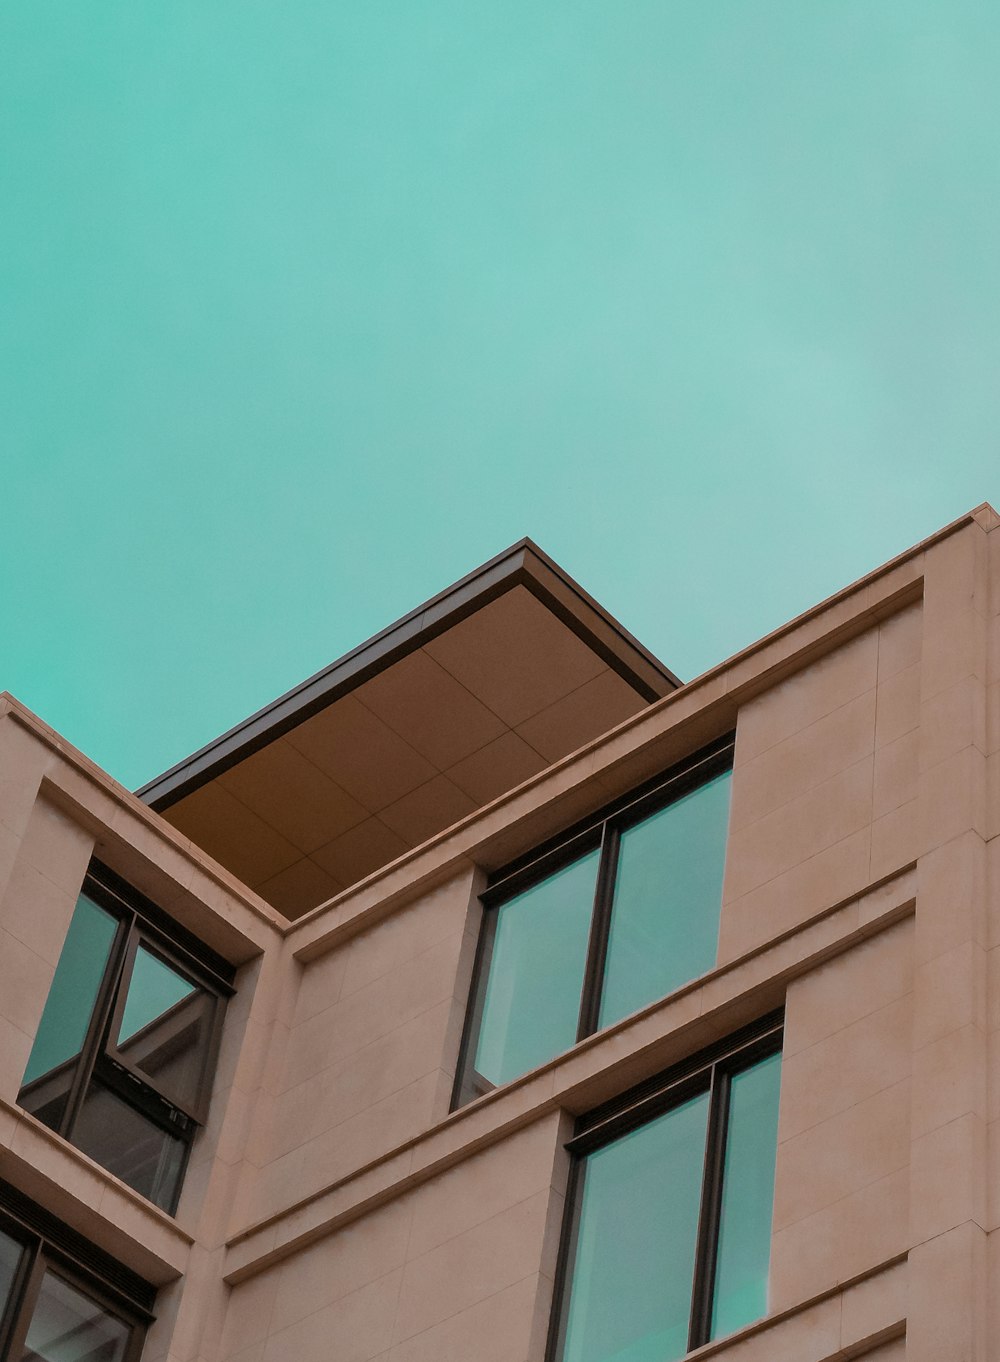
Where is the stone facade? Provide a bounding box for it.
[3,504,1000,1361]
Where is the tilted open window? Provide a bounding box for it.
[548,1015,783,1362]
[18,864,233,1214]
[0,1179,155,1362]
[453,737,734,1106]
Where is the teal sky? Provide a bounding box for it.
[3,2,998,789]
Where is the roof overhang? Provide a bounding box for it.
[138,540,680,919]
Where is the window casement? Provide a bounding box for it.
[0,1178,154,1362]
[547,1013,783,1362]
[453,737,734,1108]
[17,863,233,1215]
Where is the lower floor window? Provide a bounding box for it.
[549,1015,782,1362]
[0,1182,152,1362]
[17,864,232,1214]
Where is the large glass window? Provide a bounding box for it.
[0,1182,152,1362]
[598,772,731,1028]
[473,849,600,1088]
[549,1017,782,1362]
[454,740,733,1105]
[18,864,232,1215]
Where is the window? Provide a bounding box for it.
[0,1179,153,1361]
[18,864,233,1214]
[454,739,734,1106]
[548,1015,783,1362]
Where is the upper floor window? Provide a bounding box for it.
[548,1015,783,1362]
[17,864,233,1214]
[453,739,733,1106]
[0,1178,154,1361]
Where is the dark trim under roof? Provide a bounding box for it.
[137,539,681,811]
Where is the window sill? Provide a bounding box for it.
[2,1097,192,1284]
[223,872,914,1283]
[683,1256,906,1362]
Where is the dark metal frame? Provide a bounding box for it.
[451,735,736,1108]
[0,1180,153,1362]
[545,1011,784,1362]
[17,861,234,1216]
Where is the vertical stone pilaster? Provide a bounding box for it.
[983,507,1000,1362]
[908,518,992,1362]
[0,711,92,1097]
[154,939,294,1362]
[0,708,57,903]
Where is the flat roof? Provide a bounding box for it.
[139,540,679,918]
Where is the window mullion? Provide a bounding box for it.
[543,1156,586,1362]
[102,930,143,1070]
[1,1241,45,1361]
[688,1061,732,1352]
[575,822,619,1042]
[450,901,501,1108]
[61,917,135,1141]
[0,1228,35,1359]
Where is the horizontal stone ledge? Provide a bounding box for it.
[0,701,284,955]
[0,1098,193,1285]
[224,864,916,1283]
[684,1255,906,1362]
[288,562,926,964]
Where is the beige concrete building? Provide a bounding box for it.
[1,506,997,1362]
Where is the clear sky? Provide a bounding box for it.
[2,2,998,789]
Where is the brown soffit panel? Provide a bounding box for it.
[137,539,681,811]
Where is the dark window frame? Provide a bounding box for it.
[0,1179,153,1362]
[452,735,736,1107]
[545,1010,784,1362]
[17,861,234,1215]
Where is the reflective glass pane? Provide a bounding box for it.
[22,1268,130,1362]
[118,947,195,1042]
[599,771,731,1029]
[474,849,599,1087]
[710,1051,782,1340]
[116,946,210,1112]
[0,1227,26,1328]
[20,895,119,1126]
[73,1082,186,1213]
[561,1091,710,1362]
